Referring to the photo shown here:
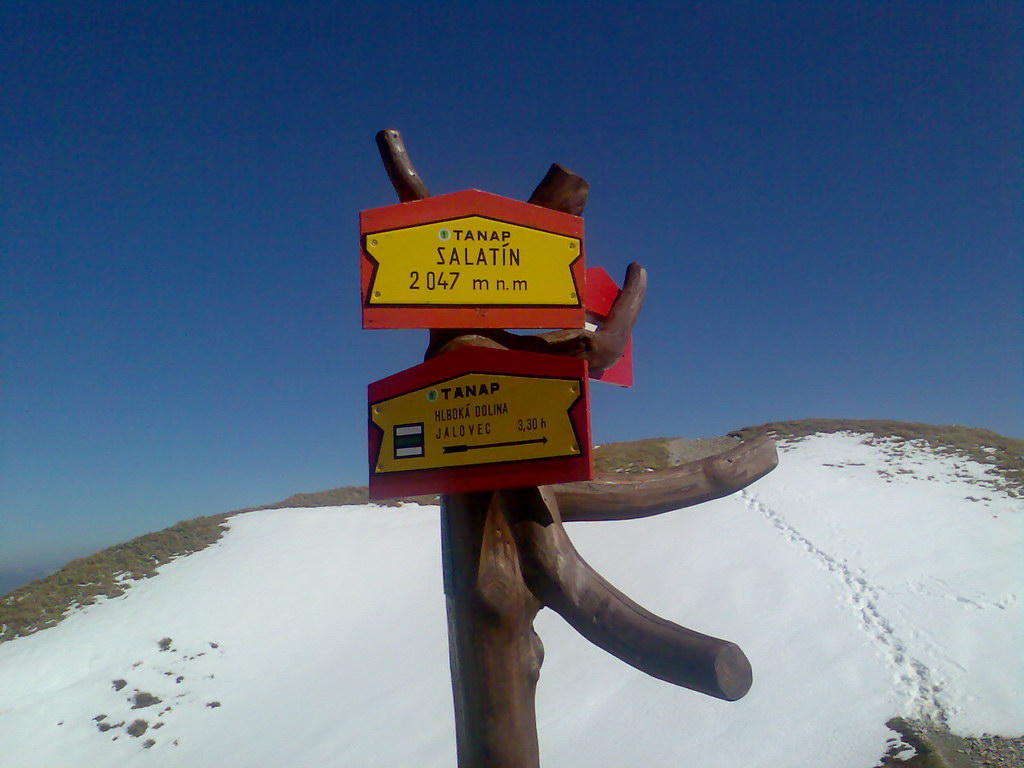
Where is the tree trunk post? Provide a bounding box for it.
[441,491,543,768]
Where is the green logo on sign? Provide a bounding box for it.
[426,389,439,401]
[438,228,451,241]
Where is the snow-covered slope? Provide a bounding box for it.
[1,432,1020,767]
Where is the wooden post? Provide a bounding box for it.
[441,491,543,768]
[374,128,546,765]
[432,161,595,768]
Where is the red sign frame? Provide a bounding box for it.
[367,346,592,499]
[360,190,585,330]
[584,266,634,387]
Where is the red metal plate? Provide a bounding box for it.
[368,346,592,499]
[584,266,634,387]
[360,190,585,330]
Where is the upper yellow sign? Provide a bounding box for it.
[365,216,581,306]
[371,371,583,475]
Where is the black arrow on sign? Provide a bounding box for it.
[443,436,548,454]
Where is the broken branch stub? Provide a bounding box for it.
[375,128,430,202]
[527,164,590,216]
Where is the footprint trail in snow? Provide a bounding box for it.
[740,490,951,724]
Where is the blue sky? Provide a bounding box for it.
[2,2,1021,579]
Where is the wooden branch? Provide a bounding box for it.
[427,263,647,373]
[553,434,779,522]
[504,486,753,701]
[531,261,646,371]
[375,128,430,202]
[376,128,457,353]
[528,164,589,215]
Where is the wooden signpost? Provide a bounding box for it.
[361,128,780,768]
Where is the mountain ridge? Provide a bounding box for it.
[3,418,1020,646]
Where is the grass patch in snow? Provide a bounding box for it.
[235,485,372,510]
[130,691,161,709]
[236,484,440,509]
[126,719,148,737]
[593,437,672,473]
[0,488,437,643]
[0,514,232,643]
[876,717,1024,767]
[732,419,1022,497]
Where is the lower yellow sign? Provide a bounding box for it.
[371,372,582,474]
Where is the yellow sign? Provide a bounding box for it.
[365,216,580,306]
[371,372,582,474]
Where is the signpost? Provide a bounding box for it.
[360,189,585,329]
[368,346,591,499]
[360,128,778,768]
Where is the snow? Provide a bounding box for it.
[0,432,1020,766]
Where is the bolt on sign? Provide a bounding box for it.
[367,346,592,499]
[360,189,585,329]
